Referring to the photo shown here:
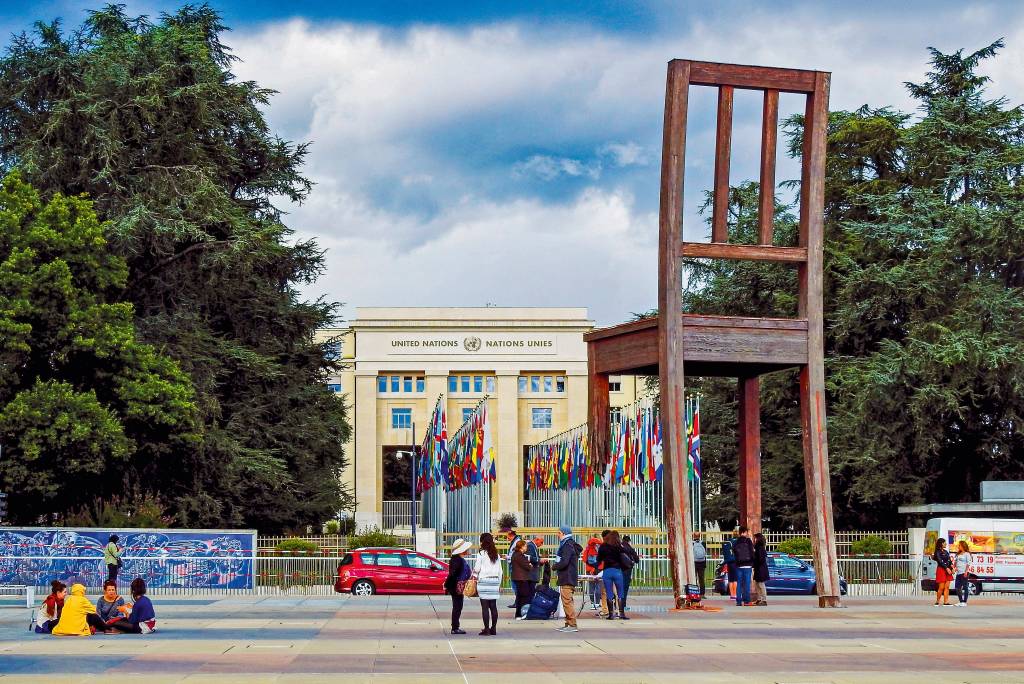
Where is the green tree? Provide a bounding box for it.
[0,171,198,522]
[827,41,1024,522]
[0,5,351,530]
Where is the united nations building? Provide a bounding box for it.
[315,307,642,530]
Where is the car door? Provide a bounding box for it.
[405,553,446,593]
[372,552,410,592]
[772,554,811,594]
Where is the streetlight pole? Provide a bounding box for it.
[410,422,417,550]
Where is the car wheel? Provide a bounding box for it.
[969,582,982,596]
[351,579,375,596]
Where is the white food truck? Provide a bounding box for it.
[921,517,1024,594]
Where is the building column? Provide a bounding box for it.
[424,372,447,413]
[494,371,521,524]
[737,376,762,533]
[354,373,382,530]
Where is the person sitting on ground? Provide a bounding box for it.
[510,539,536,619]
[110,578,157,634]
[96,580,128,630]
[35,580,66,633]
[52,583,107,636]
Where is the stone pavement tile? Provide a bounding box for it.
[0,656,133,675]
[373,654,462,674]
[195,652,297,674]
[280,654,377,673]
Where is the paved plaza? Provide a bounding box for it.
[2,592,1024,682]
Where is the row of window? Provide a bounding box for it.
[378,375,426,394]
[390,407,553,429]
[518,375,566,394]
[449,375,496,394]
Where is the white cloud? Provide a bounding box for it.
[513,154,601,181]
[229,5,1024,325]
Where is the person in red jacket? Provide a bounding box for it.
[584,530,610,616]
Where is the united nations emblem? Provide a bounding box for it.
[464,336,482,352]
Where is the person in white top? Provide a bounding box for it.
[954,540,974,607]
[473,532,504,635]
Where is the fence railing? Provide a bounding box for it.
[382,500,414,531]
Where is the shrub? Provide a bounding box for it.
[494,512,519,532]
[850,535,893,556]
[349,527,398,549]
[776,537,813,557]
[323,519,341,535]
[338,517,356,536]
[274,539,321,555]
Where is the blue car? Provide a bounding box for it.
[713,552,848,596]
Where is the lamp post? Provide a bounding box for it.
[396,421,417,550]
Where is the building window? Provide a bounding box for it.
[531,407,553,429]
[544,376,553,392]
[473,375,483,392]
[324,341,341,361]
[531,375,540,392]
[518,377,527,393]
[449,376,458,393]
[610,407,622,424]
[403,376,413,393]
[378,376,387,393]
[327,383,342,393]
[391,408,412,429]
[461,375,471,393]
[556,376,566,392]
[609,376,622,393]
[486,376,495,393]
[416,377,425,393]
[391,375,400,393]
[462,407,474,423]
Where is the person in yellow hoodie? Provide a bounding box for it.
[52,583,106,636]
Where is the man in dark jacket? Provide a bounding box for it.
[552,525,581,632]
[732,526,756,607]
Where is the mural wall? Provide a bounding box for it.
[0,527,256,589]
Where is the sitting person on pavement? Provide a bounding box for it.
[35,580,66,633]
[109,577,157,634]
[52,583,107,636]
[96,580,129,630]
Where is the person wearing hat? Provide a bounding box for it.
[444,538,473,635]
[552,525,583,632]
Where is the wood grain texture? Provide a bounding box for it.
[657,60,696,607]
[758,90,779,246]
[686,60,818,93]
[588,345,610,470]
[797,72,842,607]
[737,376,762,534]
[681,242,806,263]
[712,85,734,243]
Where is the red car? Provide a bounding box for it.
[335,547,450,596]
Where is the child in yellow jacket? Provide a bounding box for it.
[52,584,106,636]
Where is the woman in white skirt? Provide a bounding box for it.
[473,532,503,635]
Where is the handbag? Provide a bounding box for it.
[463,578,478,598]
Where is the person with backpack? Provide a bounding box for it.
[932,537,954,606]
[584,531,609,615]
[444,538,473,634]
[552,525,582,632]
[692,533,707,596]
[721,533,737,599]
[752,532,770,606]
[732,526,755,607]
[621,534,640,608]
[954,540,973,607]
[596,530,629,619]
[510,539,535,619]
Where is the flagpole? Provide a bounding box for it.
[411,421,417,548]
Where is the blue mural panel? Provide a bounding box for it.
[0,527,256,589]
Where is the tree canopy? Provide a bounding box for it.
[0,4,350,530]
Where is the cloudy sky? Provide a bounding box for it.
[5,2,1024,325]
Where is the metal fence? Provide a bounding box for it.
[382,501,414,531]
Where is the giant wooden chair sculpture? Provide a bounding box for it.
[585,60,842,607]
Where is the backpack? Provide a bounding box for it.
[619,550,635,571]
[733,538,753,564]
